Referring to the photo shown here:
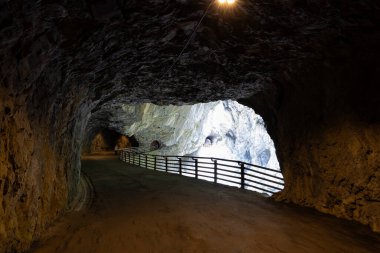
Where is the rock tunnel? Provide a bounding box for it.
[1,0,380,252]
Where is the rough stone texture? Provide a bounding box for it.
[116,136,131,150]
[0,0,380,252]
[84,130,131,153]
[112,101,280,171]
[241,50,380,231]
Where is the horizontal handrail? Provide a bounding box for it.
[121,148,281,173]
[118,149,284,195]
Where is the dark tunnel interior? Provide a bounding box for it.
[1,0,380,252]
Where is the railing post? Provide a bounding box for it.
[239,162,245,189]
[192,158,198,179]
[138,153,141,166]
[213,159,217,183]
[145,155,148,168]
[165,156,168,172]
[128,152,130,163]
[154,156,157,171]
[178,158,182,175]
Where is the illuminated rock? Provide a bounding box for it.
[119,100,280,171]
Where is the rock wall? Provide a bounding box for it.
[240,31,380,231]
[90,132,113,153]
[0,3,92,251]
[117,101,280,171]
[116,136,131,150]
[0,70,90,252]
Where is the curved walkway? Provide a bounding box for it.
[29,153,380,253]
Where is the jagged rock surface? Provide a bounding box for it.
[0,0,380,252]
[115,101,280,171]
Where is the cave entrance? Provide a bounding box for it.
[128,135,139,148]
[90,129,133,154]
[119,100,284,195]
[150,140,161,151]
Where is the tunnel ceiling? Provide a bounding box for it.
[1,0,365,107]
[2,0,379,118]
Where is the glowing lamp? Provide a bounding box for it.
[217,0,236,5]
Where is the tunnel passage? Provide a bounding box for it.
[128,135,140,148]
[82,129,138,155]
[90,129,122,152]
[1,0,380,252]
[91,100,284,194]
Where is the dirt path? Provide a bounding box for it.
[29,153,380,253]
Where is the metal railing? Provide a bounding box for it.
[118,149,284,195]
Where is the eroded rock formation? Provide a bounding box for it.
[112,101,280,170]
[241,49,380,231]
[0,0,379,251]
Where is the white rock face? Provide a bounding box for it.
[119,101,282,185]
[116,101,283,194]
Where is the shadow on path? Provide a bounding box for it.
[29,153,380,253]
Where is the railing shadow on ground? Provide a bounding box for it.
[118,148,284,195]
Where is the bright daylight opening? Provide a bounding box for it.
[120,100,284,195]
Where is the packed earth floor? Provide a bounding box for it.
[29,153,380,253]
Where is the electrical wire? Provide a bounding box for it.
[153,1,213,86]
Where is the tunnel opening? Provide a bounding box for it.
[128,135,140,148]
[90,129,119,153]
[113,100,284,195]
[88,129,133,154]
[150,140,161,151]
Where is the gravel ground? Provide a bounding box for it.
[29,152,380,253]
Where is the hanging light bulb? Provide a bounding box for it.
[217,0,236,5]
